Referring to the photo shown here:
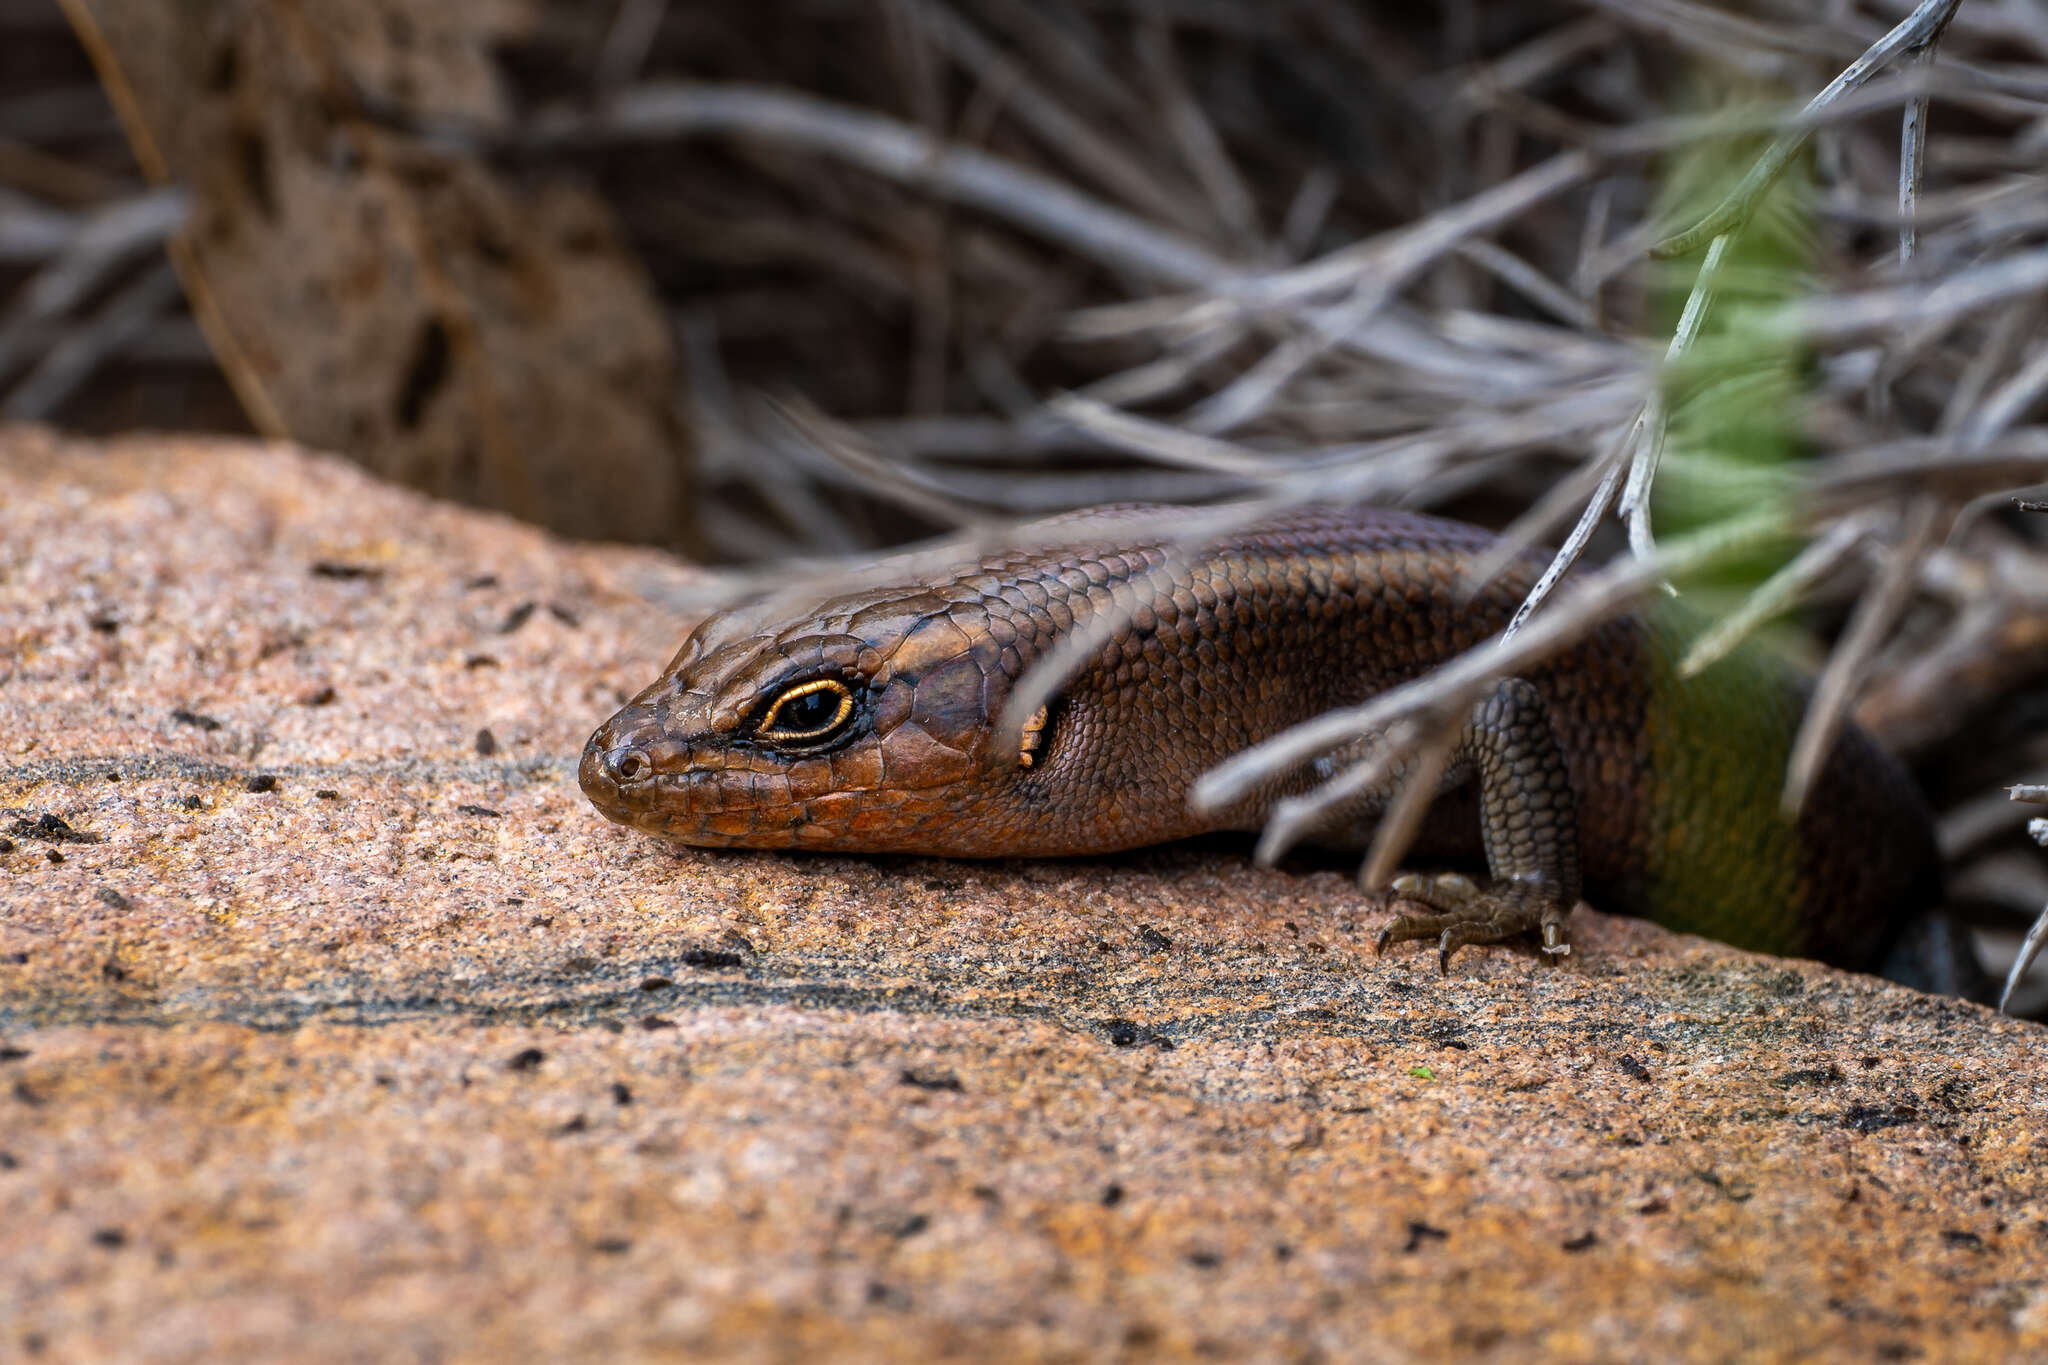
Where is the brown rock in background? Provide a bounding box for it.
[2,428,2045,1363]
[56,0,694,547]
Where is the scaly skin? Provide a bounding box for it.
[580,505,1940,970]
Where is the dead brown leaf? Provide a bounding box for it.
[59,0,694,547]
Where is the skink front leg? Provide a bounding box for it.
[1376,678,1584,971]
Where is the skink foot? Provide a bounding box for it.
[1375,872,1574,972]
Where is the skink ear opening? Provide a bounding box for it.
[1018,703,1051,769]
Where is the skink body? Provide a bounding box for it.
[581,504,1939,970]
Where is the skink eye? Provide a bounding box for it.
[757,677,855,746]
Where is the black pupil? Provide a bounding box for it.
[782,689,839,732]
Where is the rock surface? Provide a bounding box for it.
[2,427,2045,1363]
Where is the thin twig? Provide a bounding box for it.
[1619,230,1733,560]
[1678,512,1872,678]
[1650,0,1966,258]
[2,257,180,419]
[530,81,1237,289]
[1781,499,1944,812]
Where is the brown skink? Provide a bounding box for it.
[579,505,1939,970]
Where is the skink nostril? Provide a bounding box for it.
[608,747,652,784]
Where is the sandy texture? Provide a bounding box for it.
[2,428,2045,1363]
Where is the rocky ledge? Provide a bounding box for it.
[2,428,2044,1362]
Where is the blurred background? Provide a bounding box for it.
[4,0,2047,1005]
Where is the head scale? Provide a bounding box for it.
[579,577,1040,852]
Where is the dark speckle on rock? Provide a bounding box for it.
[15,813,95,844]
[169,708,222,731]
[91,1228,127,1249]
[592,1238,631,1255]
[96,888,131,910]
[1403,1222,1448,1253]
[474,728,499,756]
[1842,1105,1920,1133]
[1563,1231,1599,1252]
[498,602,536,634]
[310,561,381,581]
[1102,1019,1173,1050]
[244,774,278,793]
[507,1048,546,1073]
[1775,1064,1845,1088]
[899,1069,962,1093]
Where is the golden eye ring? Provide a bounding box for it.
[757,677,855,744]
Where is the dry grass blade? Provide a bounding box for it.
[1356,726,1459,894]
[1678,513,1871,678]
[1781,499,1943,813]
[2003,790,2048,1012]
[759,396,987,527]
[1649,0,1966,259]
[1047,394,1281,477]
[0,186,181,387]
[1252,725,1414,867]
[531,82,1234,289]
[1620,230,1732,560]
[1499,446,1628,640]
[2,256,180,419]
[903,0,1203,231]
[1756,246,2048,344]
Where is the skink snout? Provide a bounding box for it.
[579,704,665,818]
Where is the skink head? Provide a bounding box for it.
[580,576,1052,852]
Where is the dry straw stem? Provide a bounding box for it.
[529,82,1233,291]
[2006,787,2048,1011]
[1645,0,1965,260]
[1515,0,1971,630]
